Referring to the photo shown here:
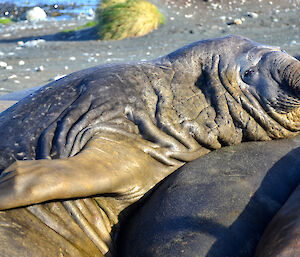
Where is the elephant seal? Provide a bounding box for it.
[0,35,299,256]
[255,183,300,257]
[118,134,300,257]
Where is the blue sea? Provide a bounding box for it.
[3,0,100,19]
[7,0,98,6]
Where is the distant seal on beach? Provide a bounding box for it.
[0,35,299,256]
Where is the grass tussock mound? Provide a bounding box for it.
[0,18,12,25]
[96,0,165,40]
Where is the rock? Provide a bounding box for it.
[26,7,47,22]
[227,18,243,26]
[234,18,243,25]
[289,40,297,46]
[211,3,219,9]
[247,12,259,18]
[88,8,95,18]
[51,74,66,81]
[21,39,46,48]
[0,61,7,68]
[185,14,193,19]
[8,75,17,79]
[35,65,44,72]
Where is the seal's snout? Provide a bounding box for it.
[294,69,300,99]
[295,76,300,98]
[282,60,300,98]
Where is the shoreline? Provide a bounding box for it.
[0,1,97,21]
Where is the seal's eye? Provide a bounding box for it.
[243,67,257,78]
[242,67,258,84]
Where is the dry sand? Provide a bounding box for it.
[0,0,299,96]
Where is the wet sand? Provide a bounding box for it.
[0,0,299,96]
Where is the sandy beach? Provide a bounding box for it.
[0,0,300,97]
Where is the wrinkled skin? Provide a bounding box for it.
[0,35,299,256]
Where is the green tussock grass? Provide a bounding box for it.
[61,20,97,33]
[0,18,12,25]
[96,0,165,40]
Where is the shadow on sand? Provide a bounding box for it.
[0,26,98,43]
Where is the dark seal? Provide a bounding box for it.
[118,134,300,257]
[0,35,299,256]
[255,181,300,257]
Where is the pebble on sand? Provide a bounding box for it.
[0,61,7,68]
[8,75,17,79]
[35,65,44,72]
[21,39,46,48]
[290,40,298,46]
[247,12,259,18]
[51,74,66,81]
[234,18,243,25]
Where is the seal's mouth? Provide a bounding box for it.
[271,91,300,114]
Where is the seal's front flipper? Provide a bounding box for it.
[0,133,182,210]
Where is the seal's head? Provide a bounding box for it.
[217,35,300,135]
[239,45,300,111]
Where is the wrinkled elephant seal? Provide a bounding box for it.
[0,35,300,256]
[118,134,300,257]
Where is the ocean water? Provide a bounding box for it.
[3,0,100,19]
[7,0,99,7]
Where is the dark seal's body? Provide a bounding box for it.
[255,180,300,257]
[118,134,300,257]
[0,35,300,256]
